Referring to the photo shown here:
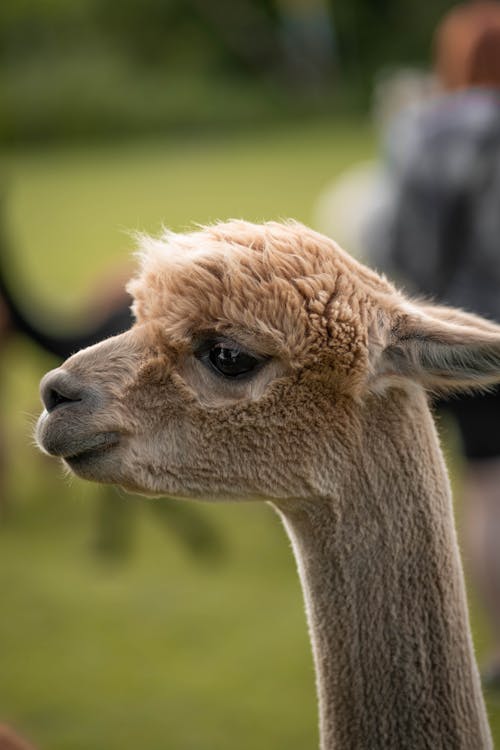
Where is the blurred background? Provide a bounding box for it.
[1,1,500,748]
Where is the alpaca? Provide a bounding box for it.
[36,220,498,749]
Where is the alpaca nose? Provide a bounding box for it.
[40,368,93,413]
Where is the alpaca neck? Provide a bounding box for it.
[274,389,492,750]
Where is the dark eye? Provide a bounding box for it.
[208,343,261,378]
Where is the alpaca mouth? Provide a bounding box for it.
[36,412,121,461]
[64,442,119,471]
[64,434,120,463]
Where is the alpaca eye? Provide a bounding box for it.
[208,343,260,378]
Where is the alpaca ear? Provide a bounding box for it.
[377,301,500,393]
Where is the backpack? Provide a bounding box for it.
[387,95,500,319]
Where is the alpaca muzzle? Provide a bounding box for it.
[36,367,120,461]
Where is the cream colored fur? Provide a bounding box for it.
[36,220,499,749]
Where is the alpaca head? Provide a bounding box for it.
[36,220,500,500]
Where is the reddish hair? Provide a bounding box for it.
[435,1,500,89]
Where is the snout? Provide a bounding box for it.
[36,367,120,460]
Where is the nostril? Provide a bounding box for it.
[40,369,86,414]
[44,386,81,413]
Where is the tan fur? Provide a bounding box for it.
[36,220,498,749]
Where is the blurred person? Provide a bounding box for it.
[314,66,437,253]
[364,1,500,687]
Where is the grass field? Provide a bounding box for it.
[1,118,499,749]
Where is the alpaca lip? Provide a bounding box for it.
[63,433,120,461]
[36,410,121,459]
[64,442,118,469]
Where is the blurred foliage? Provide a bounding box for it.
[0,0,460,144]
[334,0,457,80]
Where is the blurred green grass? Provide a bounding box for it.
[1,119,499,749]
[3,118,373,306]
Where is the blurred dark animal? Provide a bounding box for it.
[0,242,133,363]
